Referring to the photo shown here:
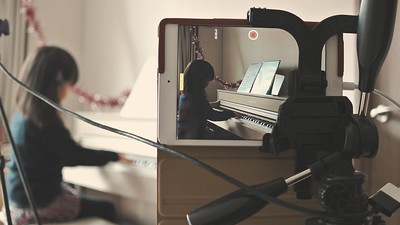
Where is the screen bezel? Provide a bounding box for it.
[157,18,343,146]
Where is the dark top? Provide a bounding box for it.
[177,93,235,139]
[6,112,119,208]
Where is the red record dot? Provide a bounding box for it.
[248,30,258,40]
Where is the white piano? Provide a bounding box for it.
[63,55,159,225]
[63,111,157,225]
[210,90,286,140]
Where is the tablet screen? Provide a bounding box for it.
[157,18,342,146]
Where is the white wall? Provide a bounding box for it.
[28,0,359,113]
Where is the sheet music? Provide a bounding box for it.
[250,60,280,95]
[271,74,285,96]
[237,62,262,93]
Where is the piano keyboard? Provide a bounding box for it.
[241,115,275,129]
[209,115,274,140]
[210,90,285,140]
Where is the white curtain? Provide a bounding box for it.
[178,25,196,74]
[0,0,27,117]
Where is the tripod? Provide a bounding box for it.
[251,2,397,223]
[188,1,397,224]
[0,97,42,225]
[1,19,42,225]
[0,135,12,225]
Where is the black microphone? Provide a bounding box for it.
[357,0,397,93]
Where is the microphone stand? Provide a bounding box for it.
[0,138,12,225]
[1,19,42,225]
[0,18,13,225]
[0,98,42,225]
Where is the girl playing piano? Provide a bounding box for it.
[177,59,239,139]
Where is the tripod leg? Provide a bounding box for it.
[0,155,13,225]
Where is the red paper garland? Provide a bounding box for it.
[20,1,240,107]
[21,0,45,47]
[71,85,131,108]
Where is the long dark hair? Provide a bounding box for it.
[182,59,214,97]
[16,46,78,127]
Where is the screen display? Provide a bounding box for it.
[157,19,342,146]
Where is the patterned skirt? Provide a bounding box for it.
[10,183,81,225]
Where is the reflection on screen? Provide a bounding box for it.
[175,25,299,141]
